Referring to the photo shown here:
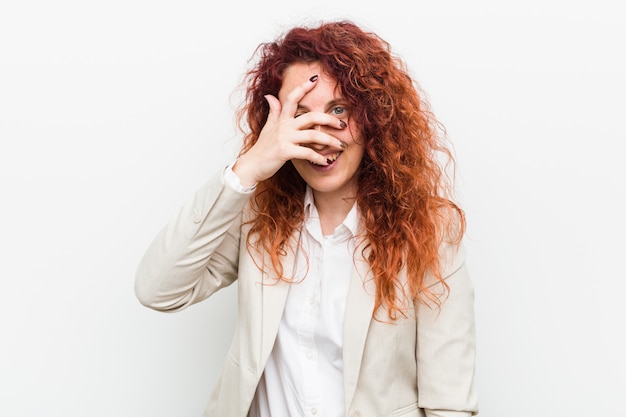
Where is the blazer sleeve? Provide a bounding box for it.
[415,243,479,416]
[134,169,252,312]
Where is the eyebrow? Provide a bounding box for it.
[297,98,348,114]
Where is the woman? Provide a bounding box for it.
[135,20,478,417]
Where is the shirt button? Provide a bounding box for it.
[306,351,313,360]
[311,408,318,415]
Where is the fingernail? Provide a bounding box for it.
[326,157,332,164]
[339,140,347,149]
[339,120,347,129]
[309,75,318,82]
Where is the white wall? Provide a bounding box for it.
[1,1,624,416]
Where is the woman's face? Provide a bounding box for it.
[279,61,365,201]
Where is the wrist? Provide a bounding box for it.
[231,156,259,188]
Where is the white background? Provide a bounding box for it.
[1,1,624,416]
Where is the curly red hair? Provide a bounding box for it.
[236,20,465,319]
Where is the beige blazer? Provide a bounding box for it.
[135,171,479,417]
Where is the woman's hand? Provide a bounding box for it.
[232,75,346,187]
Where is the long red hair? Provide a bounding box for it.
[236,20,465,318]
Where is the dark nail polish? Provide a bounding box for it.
[339,120,347,129]
[309,75,318,82]
[326,158,332,164]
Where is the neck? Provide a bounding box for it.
[313,190,357,236]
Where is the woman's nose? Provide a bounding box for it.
[309,141,325,151]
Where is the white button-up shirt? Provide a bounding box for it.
[224,166,358,417]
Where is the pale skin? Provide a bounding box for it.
[233,62,365,235]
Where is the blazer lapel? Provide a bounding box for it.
[259,240,296,365]
[342,249,376,412]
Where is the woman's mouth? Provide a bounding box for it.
[311,151,342,166]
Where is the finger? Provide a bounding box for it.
[294,111,347,131]
[290,146,330,166]
[279,74,319,120]
[264,94,281,123]
[290,130,347,151]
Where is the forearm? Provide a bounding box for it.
[416,244,479,415]
[134,169,252,312]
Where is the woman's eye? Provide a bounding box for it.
[331,107,346,116]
